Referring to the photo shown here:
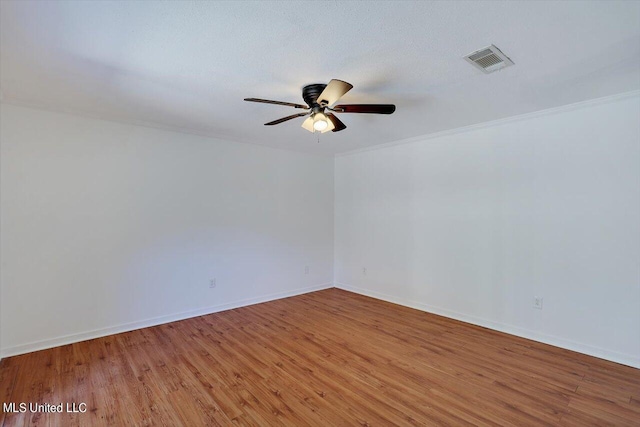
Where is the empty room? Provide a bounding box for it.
[1,1,639,425]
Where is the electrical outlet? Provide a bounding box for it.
[209,278,216,289]
[533,296,543,309]
[305,266,309,275]
[362,267,367,275]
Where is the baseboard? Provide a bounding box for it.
[0,282,333,359]
[335,282,640,369]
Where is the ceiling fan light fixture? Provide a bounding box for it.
[312,112,328,131]
[245,78,396,134]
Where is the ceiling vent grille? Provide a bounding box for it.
[464,45,514,73]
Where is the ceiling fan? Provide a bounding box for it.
[244,79,396,133]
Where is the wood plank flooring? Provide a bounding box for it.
[1,288,639,426]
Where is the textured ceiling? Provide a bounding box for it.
[1,1,639,155]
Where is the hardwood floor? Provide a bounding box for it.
[1,288,639,426]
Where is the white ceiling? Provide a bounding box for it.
[1,1,639,155]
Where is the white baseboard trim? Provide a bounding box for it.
[335,282,640,369]
[1,282,333,359]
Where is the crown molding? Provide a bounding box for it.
[336,89,640,158]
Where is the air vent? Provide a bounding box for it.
[464,45,514,73]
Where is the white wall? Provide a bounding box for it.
[335,93,640,368]
[3,93,639,369]
[0,104,334,357]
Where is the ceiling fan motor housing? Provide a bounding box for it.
[302,84,327,107]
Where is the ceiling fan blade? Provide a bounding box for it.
[317,79,353,107]
[301,116,315,132]
[264,112,309,126]
[244,98,309,109]
[332,104,396,114]
[326,113,347,132]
